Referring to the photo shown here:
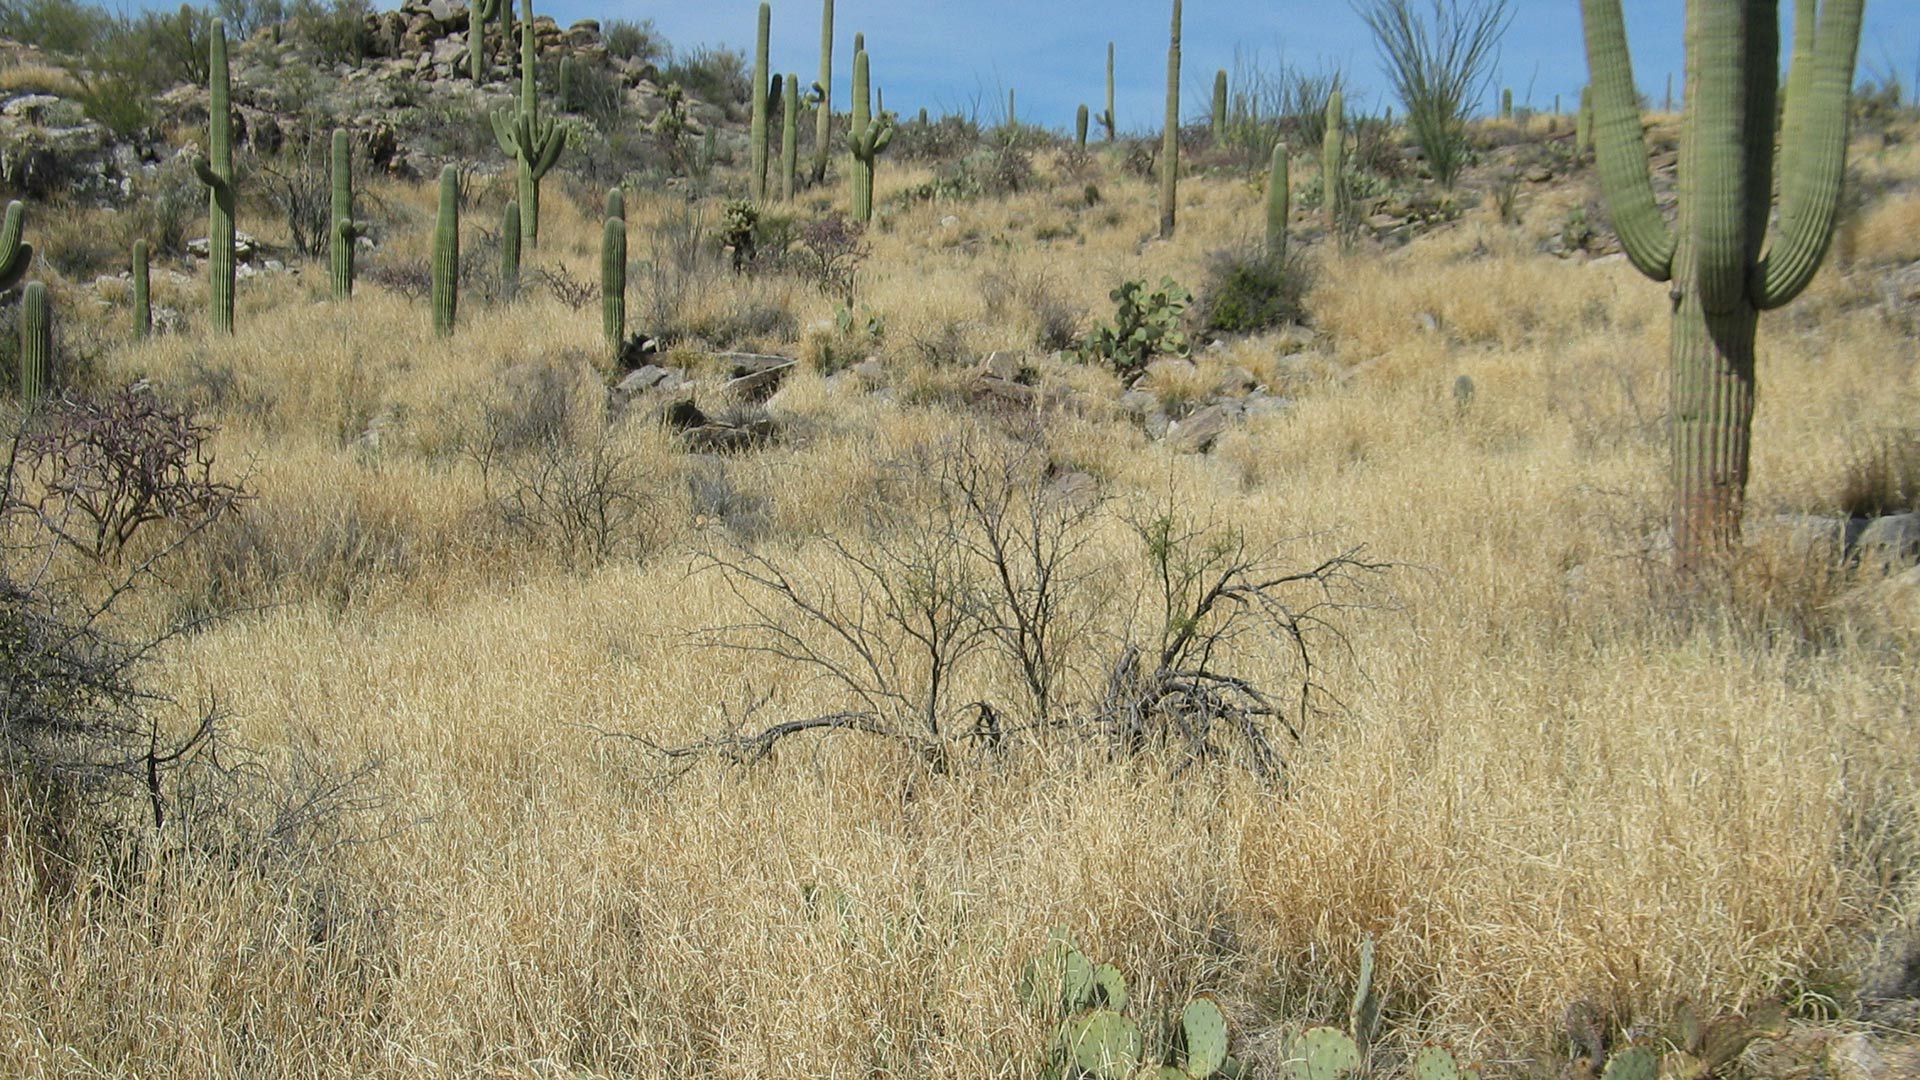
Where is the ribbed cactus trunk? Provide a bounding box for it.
[602,215,625,353]
[1324,89,1346,243]
[1582,0,1863,569]
[781,73,799,201]
[330,128,355,301]
[432,166,459,336]
[1267,142,1289,262]
[751,3,771,201]
[1158,0,1180,240]
[0,200,31,292]
[605,186,623,222]
[1076,104,1089,147]
[1212,69,1228,138]
[812,0,833,185]
[500,200,521,296]
[198,19,235,335]
[470,0,495,82]
[133,240,150,339]
[847,48,892,223]
[19,280,49,401]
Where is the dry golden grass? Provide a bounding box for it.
[4,124,1920,1080]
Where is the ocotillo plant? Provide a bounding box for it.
[491,0,564,248]
[18,281,49,400]
[1076,104,1089,147]
[1159,0,1181,239]
[1323,88,1346,242]
[1098,41,1117,139]
[848,47,893,223]
[471,0,500,81]
[500,200,521,296]
[432,166,458,337]
[192,19,235,334]
[1582,0,1863,566]
[1212,68,1228,138]
[0,200,30,291]
[330,128,358,301]
[812,0,833,184]
[782,72,799,200]
[751,2,771,201]
[132,240,150,339]
[602,215,626,353]
[1267,142,1289,262]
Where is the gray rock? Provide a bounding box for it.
[1118,389,1160,416]
[615,364,685,395]
[1166,403,1235,454]
[724,360,796,402]
[1214,366,1258,397]
[976,350,1026,382]
[1855,512,1920,572]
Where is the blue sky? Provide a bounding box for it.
[536,0,1919,133]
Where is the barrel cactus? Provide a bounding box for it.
[1581,0,1864,565]
[432,166,458,336]
[192,19,236,334]
[490,0,564,248]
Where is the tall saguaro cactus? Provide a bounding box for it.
[1582,0,1864,566]
[812,0,833,184]
[1212,69,1228,138]
[432,166,459,337]
[602,215,626,353]
[1267,142,1289,262]
[18,281,49,400]
[193,19,235,334]
[133,240,151,339]
[1098,41,1117,140]
[0,200,31,292]
[781,72,800,200]
[848,47,893,223]
[1076,104,1089,148]
[751,2,771,201]
[1323,89,1346,242]
[471,0,500,82]
[491,0,564,248]
[330,128,359,301]
[1159,0,1181,239]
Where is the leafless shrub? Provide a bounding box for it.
[791,212,871,307]
[530,265,599,313]
[495,422,658,569]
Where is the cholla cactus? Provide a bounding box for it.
[192,19,236,334]
[490,0,564,248]
[1581,0,1863,565]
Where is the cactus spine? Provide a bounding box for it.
[848,47,893,223]
[432,166,458,336]
[812,0,833,184]
[781,73,800,200]
[490,0,564,248]
[751,2,771,201]
[1267,142,1289,262]
[1212,68,1228,138]
[1158,0,1181,239]
[602,215,625,353]
[500,200,521,295]
[193,19,235,334]
[471,0,500,82]
[1323,89,1346,242]
[1099,41,1117,140]
[1582,0,1863,566]
[133,240,150,339]
[0,200,30,292]
[1076,104,1089,147]
[18,280,49,400]
[330,128,358,301]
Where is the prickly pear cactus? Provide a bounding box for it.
[1599,1047,1658,1080]
[1179,998,1228,1078]
[1067,1009,1143,1079]
[1413,1045,1478,1080]
[1282,1027,1360,1080]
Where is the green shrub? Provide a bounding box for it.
[663,44,749,114]
[603,18,666,65]
[1198,246,1313,335]
[285,0,370,66]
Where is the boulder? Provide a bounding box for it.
[1165,403,1237,454]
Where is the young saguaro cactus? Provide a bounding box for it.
[471,0,501,82]
[432,166,459,336]
[811,0,833,185]
[329,128,360,301]
[602,215,626,353]
[1323,88,1346,242]
[18,280,50,400]
[1582,0,1864,567]
[1267,142,1289,262]
[491,0,564,248]
[1158,0,1181,239]
[848,47,893,223]
[751,2,771,201]
[193,19,236,334]
[1501,87,1513,118]
[781,72,800,201]
[0,200,31,292]
[1212,68,1228,138]
[133,240,151,339]
[500,200,521,296]
[1076,104,1089,148]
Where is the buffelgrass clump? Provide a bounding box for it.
[1198,245,1315,335]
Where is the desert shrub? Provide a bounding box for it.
[215,0,285,37]
[603,18,666,65]
[890,113,981,164]
[0,0,108,56]
[663,44,749,114]
[790,212,869,307]
[285,0,369,66]
[1198,246,1314,335]
[1076,277,1191,380]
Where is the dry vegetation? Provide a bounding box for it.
[3,108,1920,1080]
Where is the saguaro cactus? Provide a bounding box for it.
[1212,69,1228,138]
[1007,88,1016,129]
[471,0,500,82]
[751,3,771,201]
[1582,0,1864,566]
[330,128,359,301]
[1159,0,1181,239]
[602,215,626,353]
[500,200,521,295]
[1098,41,1117,140]
[1267,142,1289,262]
[193,19,235,334]
[491,0,564,248]
[133,240,150,339]
[848,47,893,223]
[432,166,459,336]
[1323,88,1346,241]
[0,200,31,292]
[782,72,800,200]
[812,0,833,184]
[1501,87,1513,118]
[1076,104,1089,148]
[19,281,49,400]
[1575,86,1592,156]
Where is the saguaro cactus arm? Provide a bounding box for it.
[0,200,32,292]
[1755,0,1864,308]
[1580,0,1676,282]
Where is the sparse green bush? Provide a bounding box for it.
[663,44,749,114]
[602,17,666,65]
[284,0,369,66]
[1198,246,1313,335]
